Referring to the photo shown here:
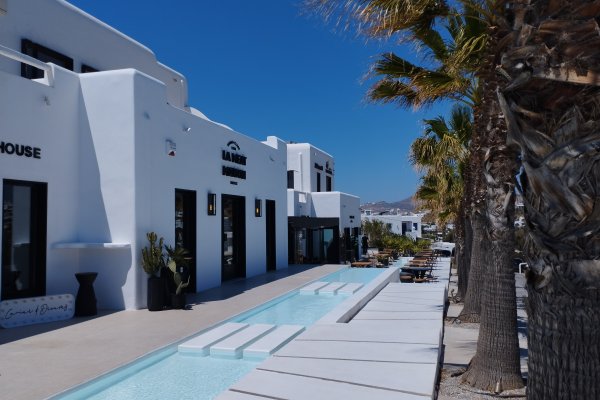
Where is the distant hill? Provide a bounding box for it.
[360,196,416,213]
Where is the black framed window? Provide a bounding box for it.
[81,64,99,73]
[21,39,73,79]
[326,175,332,192]
[316,173,321,192]
[287,170,294,189]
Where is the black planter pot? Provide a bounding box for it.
[147,276,164,311]
[171,293,186,309]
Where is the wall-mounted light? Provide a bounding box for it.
[255,199,262,217]
[207,193,216,215]
[166,139,176,157]
[182,125,191,133]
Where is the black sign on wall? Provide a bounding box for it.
[222,141,246,180]
[0,141,41,159]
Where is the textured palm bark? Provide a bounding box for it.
[458,210,486,322]
[527,276,600,400]
[500,1,600,398]
[455,196,469,300]
[461,144,523,390]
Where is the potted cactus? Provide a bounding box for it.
[141,232,166,311]
[165,245,190,309]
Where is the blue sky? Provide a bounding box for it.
[69,0,449,203]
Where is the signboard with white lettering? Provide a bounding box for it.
[0,294,75,328]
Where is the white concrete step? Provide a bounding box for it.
[178,322,249,356]
[336,283,363,294]
[317,282,347,295]
[210,323,276,358]
[299,281,330,294]
[243,324,305,359]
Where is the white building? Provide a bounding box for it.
[286,143,361,264]
[0,0,290,309]
[361,211,423,241]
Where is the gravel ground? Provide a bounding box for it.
[437,367,526,399]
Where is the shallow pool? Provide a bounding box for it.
[55,267,386,400]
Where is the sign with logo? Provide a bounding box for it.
[0,294,75,328]
[222,140,247,180]
[0,141,41,159]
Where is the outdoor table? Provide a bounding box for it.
[401,266,433,279]
[351,261,373,268]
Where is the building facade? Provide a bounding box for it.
[361,211,423,241]
[0,0,289,309]
[286,143,361,264]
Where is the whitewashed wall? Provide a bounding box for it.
[0,0,187,109]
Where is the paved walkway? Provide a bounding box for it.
[0,264,342,400]
[218,258,452,400]
[438,269,528,398]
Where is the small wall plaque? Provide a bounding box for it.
[0,294,75,328]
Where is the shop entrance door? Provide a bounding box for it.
[2,180,47,300]
[265,200,276,271]
[221,195,246,281]
[175,189,196,292]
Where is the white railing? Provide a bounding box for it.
[0,43,53,86]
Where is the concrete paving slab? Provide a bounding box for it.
[223,369,426,400]
[274,339,440,364]
[243,324,305,359]
[442,325,478,367]
[216,390,269,399]
[295,320,443,345]
[363,300,445,313]
[353,310,442,320]
[317,281,347,295]
[299,281,330,294]
[336,282,363,294]
[178,322,249,355]
[256,356,438,397]
[211,324,276,358]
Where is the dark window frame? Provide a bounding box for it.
[81,64,99,73]
[21,39,73,79]
[287,170,294,189]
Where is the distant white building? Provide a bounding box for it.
[286,143,361,264]
[361,211,422,241]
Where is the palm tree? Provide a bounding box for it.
[499,1,600,398]
[410,105,471,229]
[305,0,524,391]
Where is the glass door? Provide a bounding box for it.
[221,195,246,281]
[2,180,47,300]
[175,189,196,292]
[265,200,276,271]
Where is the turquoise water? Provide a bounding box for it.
[236,291,347,325]
[57,267,385,400]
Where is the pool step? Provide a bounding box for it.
[317,282,347,295]
[299,281,330,294]
[243,324,305,359]
[336,283,364,295]
[210,323,276,358]
[178,322,249,356]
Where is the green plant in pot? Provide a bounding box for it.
[165,245,190,309]
[141,232,166,311]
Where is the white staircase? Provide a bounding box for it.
[179,323,305,360]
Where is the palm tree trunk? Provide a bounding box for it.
[461,143,523,390]
[499,1,600,398]
[455,196,469,300]
[527,276,600,399]
[458,210,487,322]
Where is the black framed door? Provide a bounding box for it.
[265,200,276,271]
[2,179,47,300]
[222,195,246,281]
[175,189,196,292]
